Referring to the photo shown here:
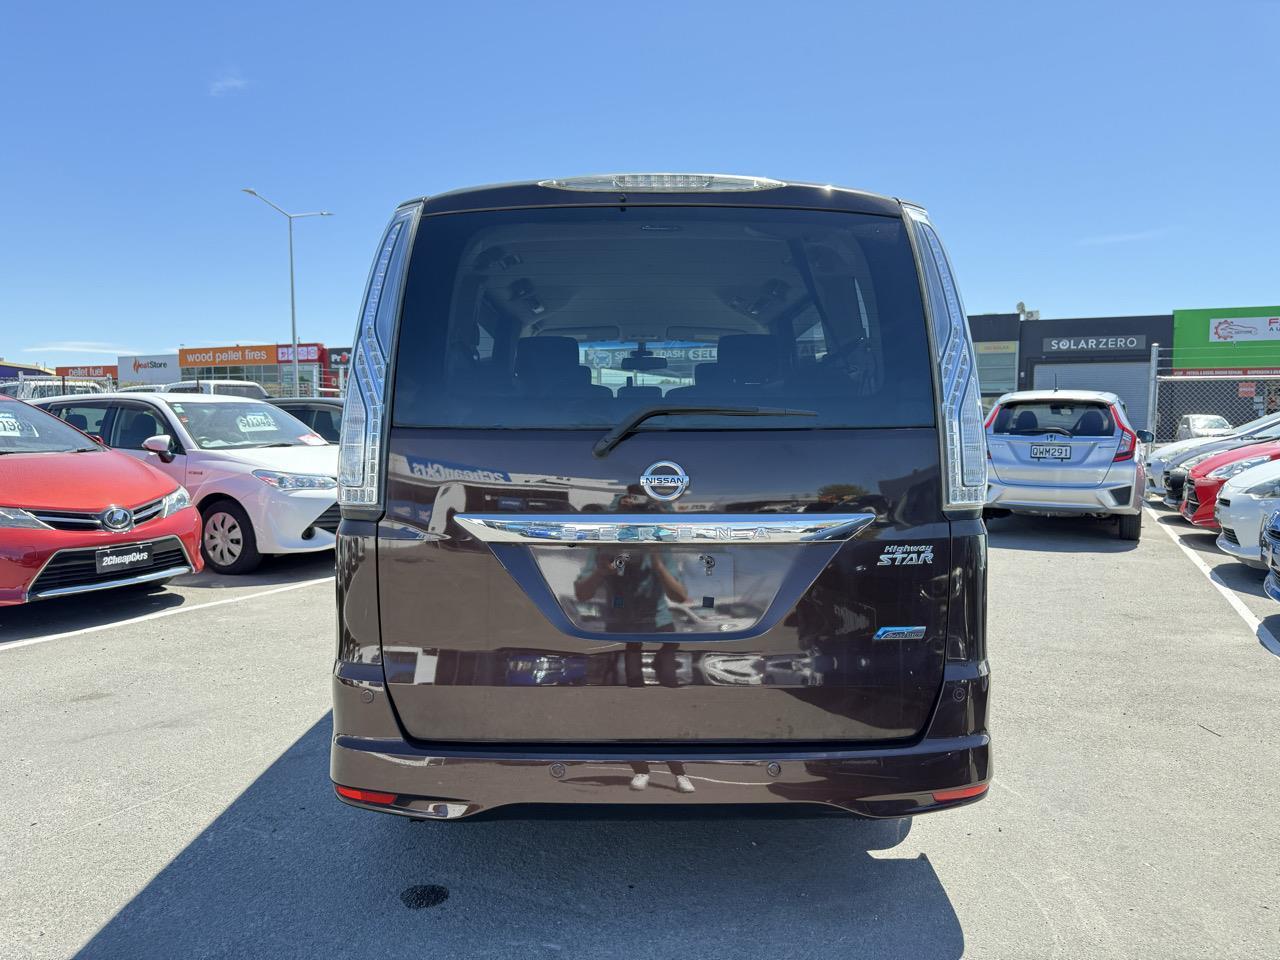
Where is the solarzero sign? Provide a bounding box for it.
[1042,335,1147,353]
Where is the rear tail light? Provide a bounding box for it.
[905,205,986,509]
[1111,404,1137,462]
[984,404,1000,429]
[338,208,417,512]
[335,785,397,805]
[932,783,988,803]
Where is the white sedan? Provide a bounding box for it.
[38,393,338,574]
[1214,459,1280,567]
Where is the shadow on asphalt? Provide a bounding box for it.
[72,717,964,960]
[0,552,335,645]
[985,514,1138,553]
[173,551,335,590]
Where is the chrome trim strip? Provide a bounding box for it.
[455,513,876,544]
[31,565,192,600]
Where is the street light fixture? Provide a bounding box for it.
[242,188,332,397]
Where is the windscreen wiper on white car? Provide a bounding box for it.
[593,404,817,458]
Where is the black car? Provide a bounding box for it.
[270,397,343,443]
[329,173,991,821]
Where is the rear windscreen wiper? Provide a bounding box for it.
[593,404,817,458]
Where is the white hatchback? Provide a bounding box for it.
[38,393,338,574]
[1214,459,1280,567]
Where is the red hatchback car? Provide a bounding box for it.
[1181,440,1280,528]
[0,397,202,605]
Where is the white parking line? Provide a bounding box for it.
[1146,506,1280,657]
[0,577,332,653]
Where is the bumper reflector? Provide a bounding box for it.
[931,783,988,803]
[335,785,397,805]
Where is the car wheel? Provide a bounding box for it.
[1118,511,1142,541]
[201,500,262,574]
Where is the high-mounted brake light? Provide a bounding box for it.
[1110,404,1137,462]
[539,173,784,193]
[905,206,986,509]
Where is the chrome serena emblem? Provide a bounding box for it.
[100,506,133,531]
[454,513,877,544]
[639,460,688,502]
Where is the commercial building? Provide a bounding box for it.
[176,342,337,396]
[0,359,53,379]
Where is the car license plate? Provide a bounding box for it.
[1031,444,1071,460]
[95,543,153,575]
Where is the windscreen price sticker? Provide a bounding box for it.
[236,413,276,433]
[0,413,26,436]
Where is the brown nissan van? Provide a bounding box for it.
[331,174,990,820]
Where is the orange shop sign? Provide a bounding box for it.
[55,365,118,378]
[178,344,279,366]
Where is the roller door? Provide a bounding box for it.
[1032,361,1152,429]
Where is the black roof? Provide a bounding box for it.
[406,177,906,218]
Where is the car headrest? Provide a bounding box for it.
[1013,410,1039,431]
[515,336,583,380]
[1076,410,1107,436]
[66,413,88,430]
[717,334,778,383]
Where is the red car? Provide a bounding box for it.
[0,397,202,605]
[1181,440,1280,528]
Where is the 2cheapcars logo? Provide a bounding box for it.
[100,550,148,567]
[877,544,934,566]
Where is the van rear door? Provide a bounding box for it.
[369,202,956,744]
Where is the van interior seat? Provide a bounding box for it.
[717,334,780,388]
[514,336,611,398]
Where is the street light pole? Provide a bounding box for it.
[242,189,332,396]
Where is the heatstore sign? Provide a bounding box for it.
[118,353,179,384]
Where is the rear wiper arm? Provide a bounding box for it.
[593,404,817,458]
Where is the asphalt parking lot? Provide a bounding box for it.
[2,513,1278,960]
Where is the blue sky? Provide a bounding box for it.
[2,2,1277,366]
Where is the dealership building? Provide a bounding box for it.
[969,306,1280,433]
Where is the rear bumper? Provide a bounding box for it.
[330,660,992,820]
[985,472,1141,515]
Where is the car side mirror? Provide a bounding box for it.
[1135,430,1155,444]
[142,434,175,463]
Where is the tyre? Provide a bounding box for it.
[200,499,262,574]
[1118,511,1142,541]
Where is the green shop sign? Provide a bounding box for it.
[1172,306,1280,375]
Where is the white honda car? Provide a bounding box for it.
[37,392,338,574]
[1214,458,1280,567]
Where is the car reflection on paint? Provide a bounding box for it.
[505,653,588,686]
[697,653,828,686]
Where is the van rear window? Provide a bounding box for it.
[391,206,935,430]
[992,401,1115,437]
